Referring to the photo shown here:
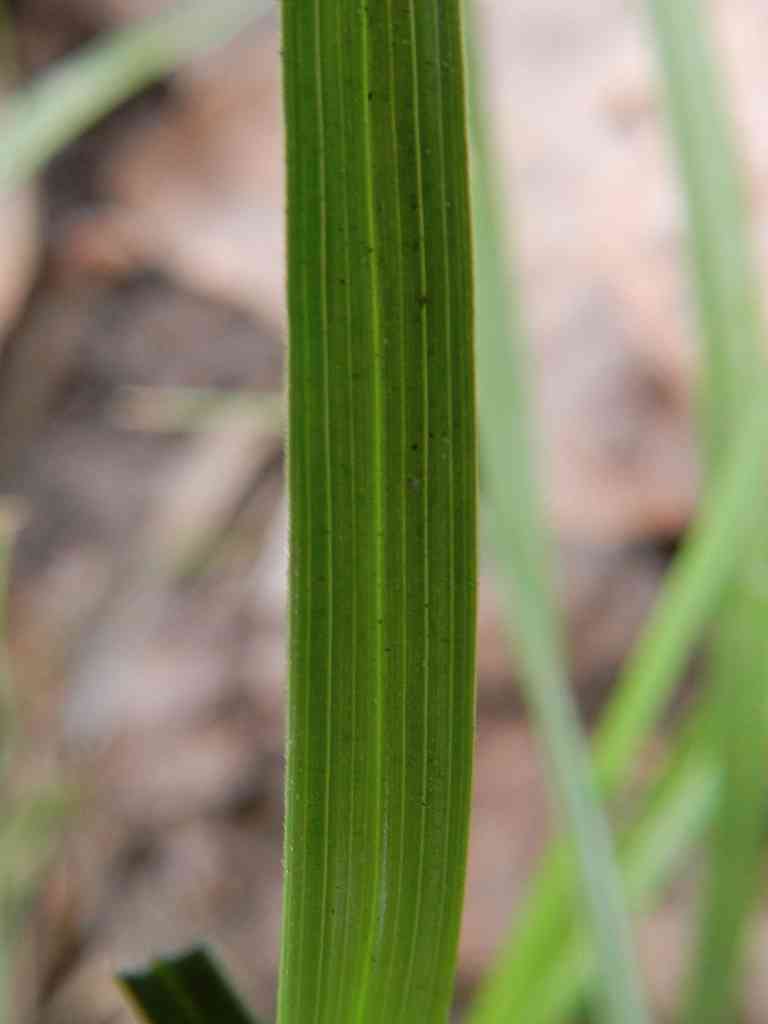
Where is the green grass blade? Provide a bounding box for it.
[645,3,768,1021]
[683,590,768,1023]
[0,0,271,192]
[645,0,761,463]
[468,384,768,1022]
[515,731,719,1024]
[466,13,648,1024]
[278,2,476,1022]
[490,639,768,1024]
[119,946,261,1024]
[468,0,768,1013]
[0,0,15,75]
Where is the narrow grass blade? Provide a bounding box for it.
[517,731,719,1024]
[119,946,261,1024]
[279,2,476,1022]
[646,0,761,462]
[646,3,768,1021]
[0,0,271,192]
[468,0,768,1017]
[468,385,768,1022]
[466,12,648,1024]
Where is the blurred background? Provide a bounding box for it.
[1,0,766,1021]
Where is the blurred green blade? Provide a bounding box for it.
[279,1,476,1021]
[468,383,768,1022]
[684,590,768,1023]
[646,2,768,1021]
[467,0,768,1017]
[511,646,768,1024]
[518,728,718,1024]
[0,0,271,192]
[646,0,761,459]
[119,946,261,1024]
[466,9,648,1024]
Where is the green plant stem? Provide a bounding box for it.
[467,10,649,1024]
[0,0,271,192]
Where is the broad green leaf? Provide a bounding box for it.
[466,10,648,1024]
[0,0,271,192]
[279,2,476,1022]
[119,946,261,1024]
[646,3,768,1021]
